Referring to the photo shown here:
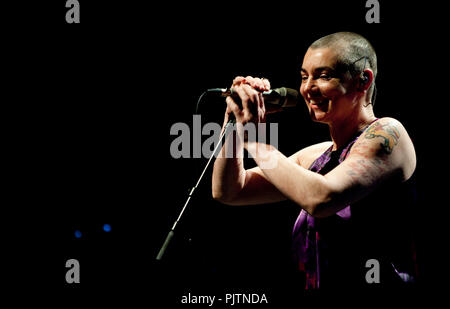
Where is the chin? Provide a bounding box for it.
[310,110,330,123]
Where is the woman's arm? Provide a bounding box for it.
[244,118,416,217]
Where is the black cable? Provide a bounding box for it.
[195,90,209,114]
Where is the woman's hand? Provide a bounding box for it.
[225,76,271,126]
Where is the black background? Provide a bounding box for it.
[5,0,447,306]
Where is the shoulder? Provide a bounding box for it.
[360,117,412,153]
[352,117,416,180]
[293,141,333,168]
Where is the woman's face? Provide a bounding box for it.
[300,47,359,124]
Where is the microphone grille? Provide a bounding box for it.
[281,88,300,108]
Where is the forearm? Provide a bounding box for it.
[212,118,246,203]
[245,141,333,216]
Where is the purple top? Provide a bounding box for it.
[291,132,359,289]
[291,119,416,289]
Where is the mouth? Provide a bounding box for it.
[309,98,329,109]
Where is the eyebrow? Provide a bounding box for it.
[301,66,335,73]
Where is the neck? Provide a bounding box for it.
[328,107,377,151]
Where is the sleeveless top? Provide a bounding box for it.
[291,119,417,289]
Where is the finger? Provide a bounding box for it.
[247,76,266,90]
[261,78,271,91]
[245,76,258,89]
[258,91,266,122]
[241,84,262,121]
[248,77,261,90]
[226,103,232,115]
[256,91,266,123]
[258,91,265,112]
[244,76,270,92]
[233,76,246,87]
[233,84,254,122]
[226,96,242,119]
[251,77,270,92]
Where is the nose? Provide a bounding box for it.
[301,76,317,98]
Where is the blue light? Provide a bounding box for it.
[103,224,112,232]
[74,230,82,239]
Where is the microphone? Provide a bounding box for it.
[207,87,300,110]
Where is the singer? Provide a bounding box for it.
[212,32,417,289]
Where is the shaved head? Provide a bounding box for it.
[310,32,378,104]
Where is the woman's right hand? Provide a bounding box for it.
[225,76,271,125]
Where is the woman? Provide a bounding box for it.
[212,32,417,289]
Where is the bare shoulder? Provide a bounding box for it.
[352,117,416,180]
[360,117,414,153]
[292,141,333,169]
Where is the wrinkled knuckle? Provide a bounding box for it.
[232,76,244,86]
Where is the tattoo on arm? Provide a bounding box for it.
[364,121,400,155]
[345,120,400,180]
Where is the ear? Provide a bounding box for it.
[359,69,374,92]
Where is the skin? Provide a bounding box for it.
[212,48,416,218]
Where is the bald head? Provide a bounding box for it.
[309,32,378,104]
